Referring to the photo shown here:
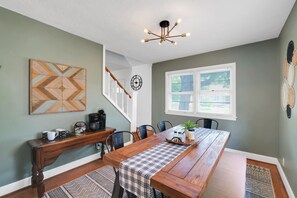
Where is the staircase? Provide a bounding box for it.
[103,67,133,122]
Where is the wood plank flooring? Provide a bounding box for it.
[3,159,288,198]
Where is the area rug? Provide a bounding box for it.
[245,164,275,198]
[44,164,275,198]
[43,165,161,198]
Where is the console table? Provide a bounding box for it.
[27,127,115,198]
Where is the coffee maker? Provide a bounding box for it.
[89,109,106,131]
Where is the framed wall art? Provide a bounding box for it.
[30,59,86,114]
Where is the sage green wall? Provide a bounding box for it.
[0,7,130,187]
[279,2,297,194]
[152,39,280,157]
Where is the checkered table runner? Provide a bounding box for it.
[119,142,190,198]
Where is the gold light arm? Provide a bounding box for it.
[165,38,177,45]
[167,23,178,36]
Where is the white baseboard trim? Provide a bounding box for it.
[0,152,102,197]
[275,160,295,197]
[225,148,295,198]
[224,148,278,164]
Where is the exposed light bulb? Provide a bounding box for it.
[181,32,191,37]
[141,39,149,43]
[144,29,152,34]
[158,42,162,45]
[176,18,182,24]
[186,32,191,37]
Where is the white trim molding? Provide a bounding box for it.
[225,148,295,198]
[0,152,102,197]
[165,62,237,121]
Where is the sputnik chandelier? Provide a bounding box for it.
[141,19,190,45]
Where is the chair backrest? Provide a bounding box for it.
[196,118,219,130]
[157,120,173,132]
[105,131,138,153]
[137,125,156,139]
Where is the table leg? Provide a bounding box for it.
[112,171,124,198]
[101,142,105,159]
[31,164,37,187]
[36,169,45,198]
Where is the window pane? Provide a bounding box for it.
[170,94,193,111]
[171,74,193,92]
[200,70,230,91]
[198,93,231,114]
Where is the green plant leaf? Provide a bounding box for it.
[182,120,197,130]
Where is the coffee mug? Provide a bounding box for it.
[47,131,58,141]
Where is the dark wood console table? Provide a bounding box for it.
[27,127,115,198]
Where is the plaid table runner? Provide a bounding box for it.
[119,142,190,198]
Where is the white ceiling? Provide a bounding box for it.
[0,0,295,64]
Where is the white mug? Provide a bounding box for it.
[47,131,58,141]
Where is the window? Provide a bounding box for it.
[165,63,236,120]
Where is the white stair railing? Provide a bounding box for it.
[104,67,132,121]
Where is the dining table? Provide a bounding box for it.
[103,125,231,198]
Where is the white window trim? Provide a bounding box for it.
[165,63,237,121]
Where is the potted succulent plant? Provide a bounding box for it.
[182,120,198,140]
[182,120,197,130]
[182,120,198,132]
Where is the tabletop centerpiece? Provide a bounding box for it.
[182,120,198,140]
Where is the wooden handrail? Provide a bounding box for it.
[105,67,132,99]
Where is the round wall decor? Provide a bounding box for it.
[281,40,296,119]
[130,75,143,91]
[288,64,295,87]
[281,79,289,111]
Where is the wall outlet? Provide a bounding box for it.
[282,157,285,167]
[95,143,101,150]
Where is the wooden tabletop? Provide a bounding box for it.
[103,126,230,198]
[28,127,115,148]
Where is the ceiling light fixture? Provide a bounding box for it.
[141,19,190,45]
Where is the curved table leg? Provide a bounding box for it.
[37,168,45,198]
[101,142,105,159]
[31,165,37,187]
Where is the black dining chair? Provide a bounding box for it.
[105,131,140,198]
[136,125,164,198]
[137,125,157,139]
[106,131,139,172]
[157,120,173,132]
[196,118,219,130]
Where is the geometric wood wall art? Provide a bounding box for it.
[281,41,297,119]
[30,59,86,114]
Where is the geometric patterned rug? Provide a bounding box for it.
[43,166,160,198]
[44,164,275,198]
[245,164,275,198]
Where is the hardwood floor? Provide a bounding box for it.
[3,159,288,198]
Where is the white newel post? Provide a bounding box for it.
[106,72,111,97]
[130,91,138,133]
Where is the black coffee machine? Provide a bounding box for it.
[89,109,106,131]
